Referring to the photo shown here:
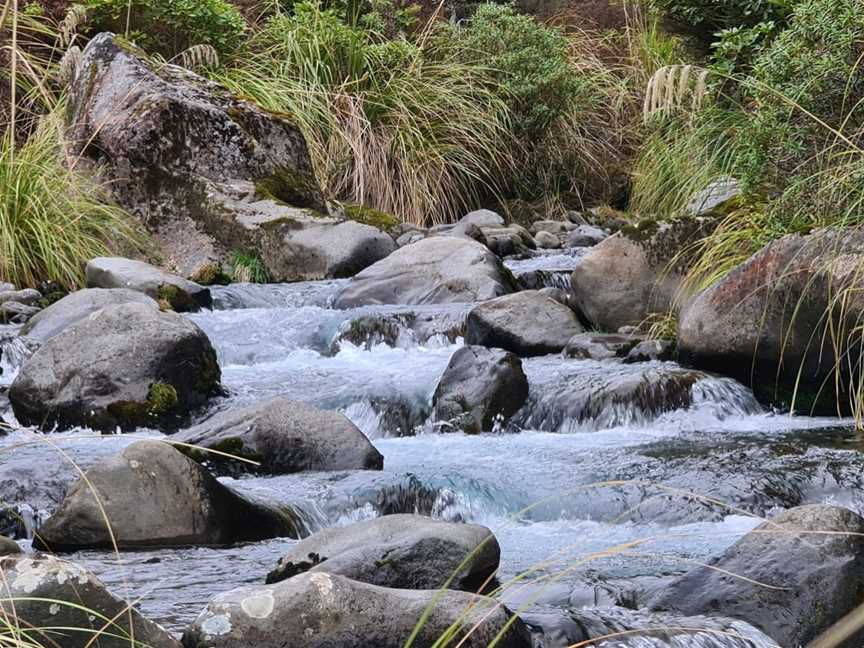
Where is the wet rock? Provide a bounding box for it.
[563,333,641,360]
[34,440,304,551]
[0,554,180,648]
[183,572,531,648]
[20,287,158,343]
[173,397,383,475]
[0,288,41,306]
[461,208,505,228]
[67,33,329,281]
[86,257,211,312]
[0,535,20,555]
[571,218,715,331]
[432,345,529,433]
[624,339,674,363]
[679,228,864,414]
[466,290,585,356]
[534,231,560,249]
[566,225,607,248]
[483,225,537,257]
[334,237,517,308]
[0,301,40,324]
[651,505,864,647]
[266,514,499,590]
[331,307,468,351]
[9,302,221,431]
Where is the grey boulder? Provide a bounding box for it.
[0,288,41,306]
[34,440,304,551]
[173,397,383,475]
[534,230,560,249]
[563,333,641,360]
[624,339,674,363]
[0,301,40,324]
[0,555,179,648]
[465,290,585,356]
[266,514,499,591]
[650,505,864,647]
[86,257,211,312]
[20,287,158,343]
[461,209,505,228]
[566,224,607,248]
[433,345,528,433]
[334,237,517,308]
[9,302,221,431]
[183,572,531,648]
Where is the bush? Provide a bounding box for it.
[0,113,147,289]
[84,0,247,59]
[652,0,793,40]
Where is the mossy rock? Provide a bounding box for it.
[256,167,323,209]
[156,284,197,312]
[190,262,230,286]
[343,204,400,232]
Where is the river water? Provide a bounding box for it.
[1,253,861,647]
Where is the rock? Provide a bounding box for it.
[678,228,864,413]
[432,345,528,433]
[334,237,517,308]
[0,288,41,306]
[183,572,531,648]
[461,209,505,228]
[465,291,585,356]
[0,282,15,292]
[566,225,607,248]
[530,220,574,235]
[20,287,158,343]
[86,257,211,312]
[650,505,864,647]
[563,333,641,360]
[686,177,741,216]
[448,220,489,247]
[0,301,40,324]
[396,230,426,247]
[482,225,537,257]
[0,535,20,555]
[34,440,304,551]
[0,554,179,648]
[68,34,374,283]
[266,514,499,590]
[624,339,674,363]
[571,218,715,331]
[9,302,221,431]
[534,230,560,249]
[173,397,383,475]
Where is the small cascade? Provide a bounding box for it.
[209,280,348,310]
[0,328,32,387]
[505,250,587,291]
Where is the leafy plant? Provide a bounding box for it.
[651,0,793,42]
[83,0,247,59]
[231,250,270,283]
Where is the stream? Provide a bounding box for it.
[1,253,862,646]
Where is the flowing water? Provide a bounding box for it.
[1,259,862,647]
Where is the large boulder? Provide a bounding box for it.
[9,302,221,431]
[465,290,585,356]
[173,397,383,475]
[333,237,517,308]
[0,554,180,648]
[266,514,499,590]
[86,257,211,311]
[20,287,158,343]
[183,572,531,648]
[570,217,715,331]
[678,228,864,413]
[34,440,304,551]
[67,34,390,282]
[432,345,529,433]
[650,505,864,647]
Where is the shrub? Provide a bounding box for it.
[652,0,793,40]
[0,113,147,289]
[83,0,247,59]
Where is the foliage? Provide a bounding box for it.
[651,0,793,39]
[231,250,270,283]
[0,113,147,290]
[83,0,247,59]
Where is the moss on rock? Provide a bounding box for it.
[343,204,400,231]
[255,167,322,209]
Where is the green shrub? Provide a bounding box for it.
[0,113,147,289]
[652,0,793,40]
[84,0,247,59]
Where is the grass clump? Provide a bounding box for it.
[231,250,269,283]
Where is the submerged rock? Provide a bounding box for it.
[679,227,864,413]
[9,303,221,431]
[34,440,304,551]
[183,572,531,648]
[571,218,715,331]
[20,287,158,343]
[433,345,528,433]
[266,514,499,590]
[465,290,584,356]
[650,504,864,647]
[86,257,211,311]
[333,237,517,308]
[173,397,383,475]
[0,554,180,648]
